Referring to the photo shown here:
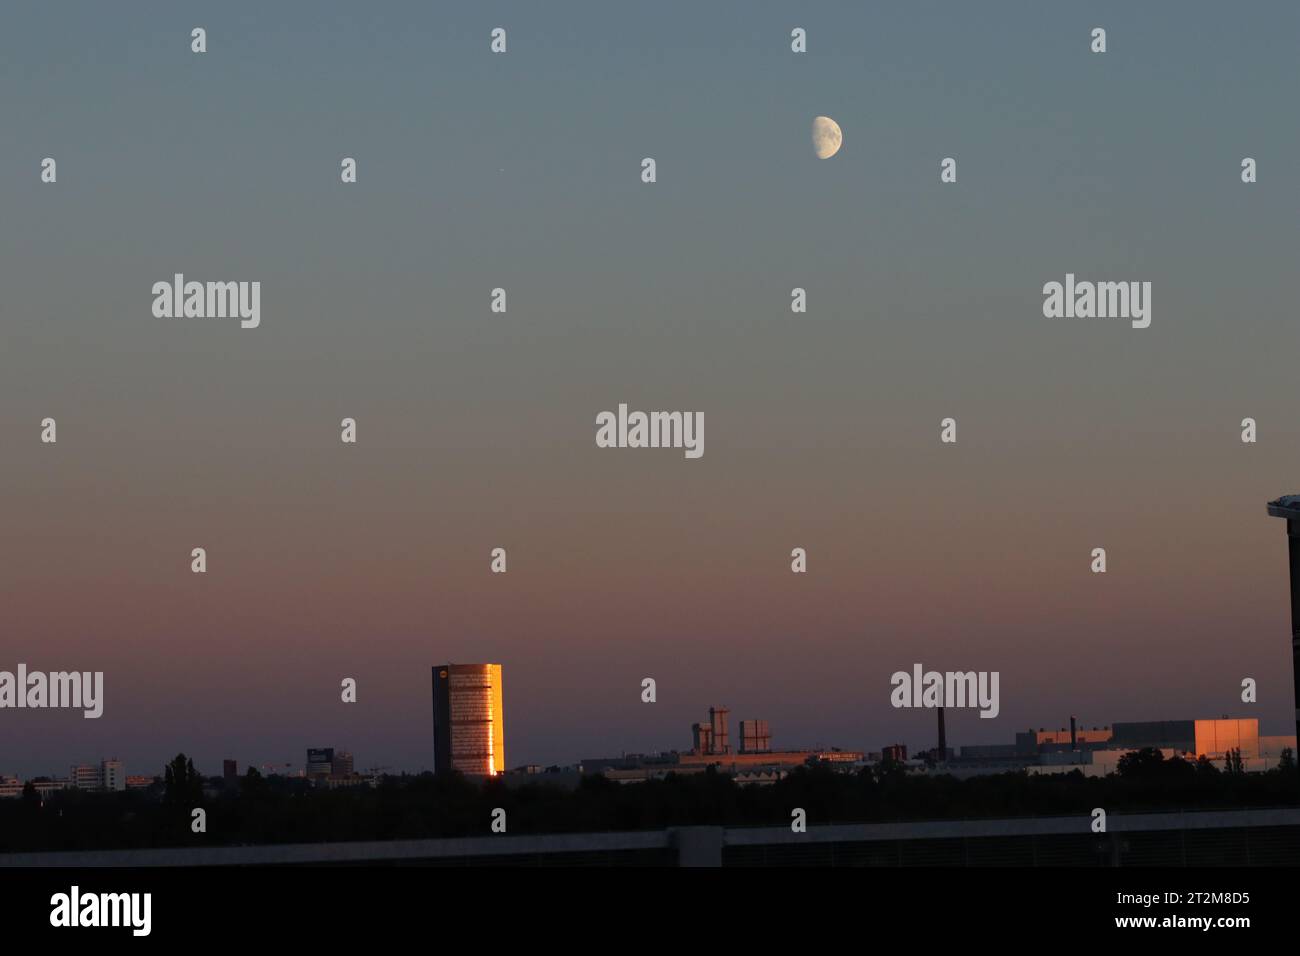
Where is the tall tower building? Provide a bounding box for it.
[1265,495,1300,750]
[432,663,505,776]
[100,759,125,792]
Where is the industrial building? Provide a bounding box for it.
[1109,719,1259,758]
[691,706,731,755]
[739,719,771,753]
[583,707,862,783]
[931,715,1295,778]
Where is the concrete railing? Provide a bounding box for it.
[4,807,1298,867]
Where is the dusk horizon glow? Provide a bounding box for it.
[3,1,1299,783]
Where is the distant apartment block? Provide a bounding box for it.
[3,762,148,799]
[66,758,125,792]
[70,763,99,790]
[101,759,125,791]
[0,776,73,799]
[306,748,334,780]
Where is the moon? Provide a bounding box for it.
[812,115,842,159]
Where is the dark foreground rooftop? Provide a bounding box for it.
[4,807,1299,867]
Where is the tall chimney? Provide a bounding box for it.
[1070,715,1077,750]
[937,707,946,760]
[1266,496,1300,757]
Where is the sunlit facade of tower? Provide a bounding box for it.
[432,663,505,776]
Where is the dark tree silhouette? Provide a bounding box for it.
[1116,747,1165,777]
[163,753,203,807]
[875,755,907,782]
[3,753,1297,854]
[1224,747,1245,775]
[1278,747,1296,772]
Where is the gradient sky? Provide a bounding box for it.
[3,1,1300,779]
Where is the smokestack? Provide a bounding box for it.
[1070,715,1077,750]
[1266,496,1300,755]
[937,707,946,760]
